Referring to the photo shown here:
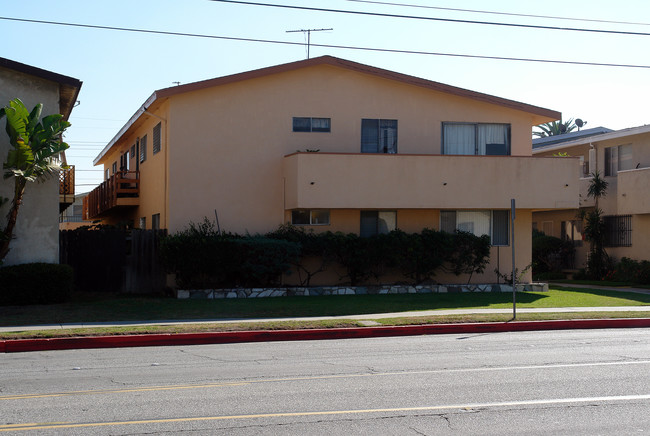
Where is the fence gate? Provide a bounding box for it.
[60,228,167,294]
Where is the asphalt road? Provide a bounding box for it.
[1,328,649,435]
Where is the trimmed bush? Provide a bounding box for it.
[161,220,493,288]
[0,263,73,305]
[532,229,574,274]
[159,219,300,288]
[604,257,650,285]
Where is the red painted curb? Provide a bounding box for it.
[2,318,649,353]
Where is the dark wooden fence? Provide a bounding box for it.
[60,228,167,294]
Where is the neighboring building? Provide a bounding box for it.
[60,193,93,230]
[0,57,82,265]
[533,126,614,150]
[533,125,650,268]
[85,56,578,283]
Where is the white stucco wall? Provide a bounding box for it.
[0,66,61,265]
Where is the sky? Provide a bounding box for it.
[2,0,650,192]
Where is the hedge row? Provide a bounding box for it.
[602,257,650,284]
[160,220,491,288]
[0,263,73,306]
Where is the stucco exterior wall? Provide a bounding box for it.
[0,67,60,265]
[97,101,170,229]
[533,129,650,269]
[164,63,555,235]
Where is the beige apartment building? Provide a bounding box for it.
[533,125,650,269]
[0,57,81,265]
[85,56,578,283]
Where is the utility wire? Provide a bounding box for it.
[343,0,650,27]
[210,0,650,37]
[2,16,649,69]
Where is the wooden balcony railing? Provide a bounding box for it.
[59,165,75,195]
[59,165,75,213]
[83,170,140,220]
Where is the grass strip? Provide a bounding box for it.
[1,311,649,341]
[2,287,649,327]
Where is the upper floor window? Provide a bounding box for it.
[293,117,331,132]
[440,209,509,246]
[139,135,147,163]
[360,210,396,237]
[111,161,117,175]
[604,144,633,176]
[361,119,397,154]
[153,122,162,154]
[443,123,510,156]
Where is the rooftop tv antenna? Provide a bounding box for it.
[575,118,587,131]
[286,28,333,59]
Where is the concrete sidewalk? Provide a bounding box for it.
[2,306,650,333]
[2,284,649,353]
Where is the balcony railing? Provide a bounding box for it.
[83,170,140,220]
[59,165,75,195]
[283,152,579,210]
[59,165,75,213]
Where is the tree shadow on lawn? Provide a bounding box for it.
[220,291,550,318]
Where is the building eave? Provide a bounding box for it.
[533,124,650,154]
[95,55,561,165]
[0,57,82,120]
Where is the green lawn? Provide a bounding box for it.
[1,286,648,327]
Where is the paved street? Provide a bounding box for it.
[1,328,649,435]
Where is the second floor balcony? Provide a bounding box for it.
[59,165,75,212]
[617,166,650,215]
[83,171,140,220]
[283,152,579,210]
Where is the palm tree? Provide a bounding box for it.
[533,118,578,138]
[582,170,609,279]
[0,98,70,263]
[587,170,608,210]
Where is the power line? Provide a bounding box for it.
[210,0,650,37]
[343,0,650,27]
[2,16,649,69]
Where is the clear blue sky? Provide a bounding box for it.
[3,0,649,191]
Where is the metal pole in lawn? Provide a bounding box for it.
[511,198,516,320]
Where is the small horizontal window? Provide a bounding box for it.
[293,117,331,132]
[440,209,509,246]
[291,209,330,225]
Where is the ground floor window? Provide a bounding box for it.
[604,215,632,247]
[291,209,330,225]
[139,217,146,229]
[561,220,583,247]
[152,213,161,230]
[440,210,509,246]
[360,210,396,237]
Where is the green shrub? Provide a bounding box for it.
[0,263,73,305]
[604,257,650,285]
[160,219,299,288]
[388,229,452,284]
[533,271,567,281]
[532,229,574,274]
[161,219,493,288]
[443,231,491,282]
[266,224,335,286]
[232,237,301,287]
